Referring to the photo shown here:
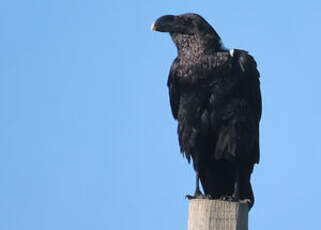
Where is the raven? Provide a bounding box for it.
[152,13,261,208]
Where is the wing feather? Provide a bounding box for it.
[213,50,261,164]
[167,61,180,120]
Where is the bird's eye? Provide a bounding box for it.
[185,18,193,26]
[182,18,194,32]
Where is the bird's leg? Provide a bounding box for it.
[238,165,254,208]
[232,171,240,201]
[194,172,202,196]
[186,172,204,199]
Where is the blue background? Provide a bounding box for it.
[1,0,321,229]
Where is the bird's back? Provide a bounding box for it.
[171,49,260,165]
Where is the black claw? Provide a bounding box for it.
[219,195,234,201]
[186,193,213,200]
[239,199,252,205]
[232,194,240,202]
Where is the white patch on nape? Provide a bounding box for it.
[219,39,227,50]
[229,49,234,57]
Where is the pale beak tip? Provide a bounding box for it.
[151,21,156,31]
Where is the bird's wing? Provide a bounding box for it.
[212,50,261,164]
[167,59,180,120]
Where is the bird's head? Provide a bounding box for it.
[151,13,223,53]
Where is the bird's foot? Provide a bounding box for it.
[232,194,240,202]
[219,195,234,202]
[240,199,254,210]
[239,199,252,205]
[185,192,212,200]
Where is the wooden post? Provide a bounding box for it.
[188,199,248,230]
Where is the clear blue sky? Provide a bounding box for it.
[1,0,321,229]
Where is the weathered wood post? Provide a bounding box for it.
[188,199,248,230]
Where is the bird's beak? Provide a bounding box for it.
[151,21,156,31]
[150,15,177,32]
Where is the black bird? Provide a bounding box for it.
[151,13,261,209]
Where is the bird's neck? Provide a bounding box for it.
[171,33,223,57]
